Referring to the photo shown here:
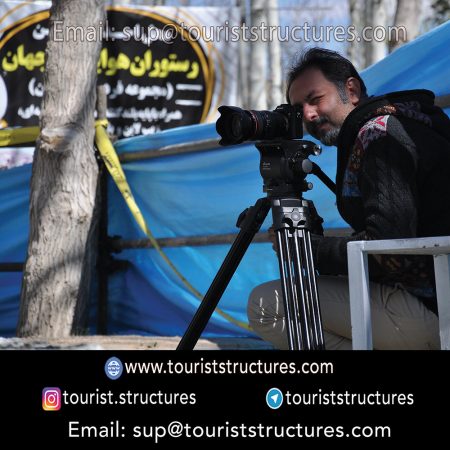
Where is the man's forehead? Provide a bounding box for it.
[289,68,331,102]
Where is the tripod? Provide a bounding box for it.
[177,139,336,350]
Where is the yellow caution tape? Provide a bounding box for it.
[94,120,250,331]
[0,122,250,330]
[0,126,39,146]
[0,121,107,146]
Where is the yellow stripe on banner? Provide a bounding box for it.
[94,121,251,332]
[0,126,39,146]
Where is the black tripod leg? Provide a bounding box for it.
[292,229,325,350]
[291,230,313,349]
[177,198,271,350]
[303,230,325,349]
[271,197,325,350]
[276,229,303,350]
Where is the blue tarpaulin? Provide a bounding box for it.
[1,20,449,337]
[106,125,340,337]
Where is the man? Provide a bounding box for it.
[247,47,450,350]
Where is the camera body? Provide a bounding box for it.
[216,104,303,145]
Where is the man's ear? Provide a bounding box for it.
[346,77,362,106]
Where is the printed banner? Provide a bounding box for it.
[0,1,238,140]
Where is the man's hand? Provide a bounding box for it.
[307,200,324,236]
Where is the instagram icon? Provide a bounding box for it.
[42,387,61,411]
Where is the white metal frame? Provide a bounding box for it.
[347,236,450,350]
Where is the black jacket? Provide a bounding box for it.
[314,89,450,311]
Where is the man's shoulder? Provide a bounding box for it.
[356,115,390,151]
[351,89,436,150]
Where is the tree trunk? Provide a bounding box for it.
[249,0,268,109]
[17,0,105,337]
[389,0,421,52]
[348,0,366,70]
[266,0,283,108]
[237,0,250,108]
[349,0,389,69]
[368,0,388,65]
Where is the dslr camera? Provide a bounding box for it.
[216,104,303,145]
[215,103,322,196]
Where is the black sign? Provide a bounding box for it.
[0,7,214,138]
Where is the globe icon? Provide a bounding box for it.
[105,357,123,379]
[108,360,120,376]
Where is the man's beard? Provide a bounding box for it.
[306,116,341,146]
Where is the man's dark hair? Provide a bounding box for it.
[286,47,368,103]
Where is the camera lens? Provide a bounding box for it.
[231,114,243,137]
[217,106,294,145]
[216,106,253,145]
[251,110,288,141]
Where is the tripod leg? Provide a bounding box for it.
[291,230,313,349]
[291,229,325,350]
[177,198,271,350]
[276,229,303,350]
[278,228,325,350]
[272,197,325,350]
[303,230,325,349]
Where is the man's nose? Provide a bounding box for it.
[303,104,318,122]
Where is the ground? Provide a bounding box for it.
[0,335,274,350]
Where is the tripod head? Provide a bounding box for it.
[255,139,322,199]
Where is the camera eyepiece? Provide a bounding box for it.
[216,104,303,145]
